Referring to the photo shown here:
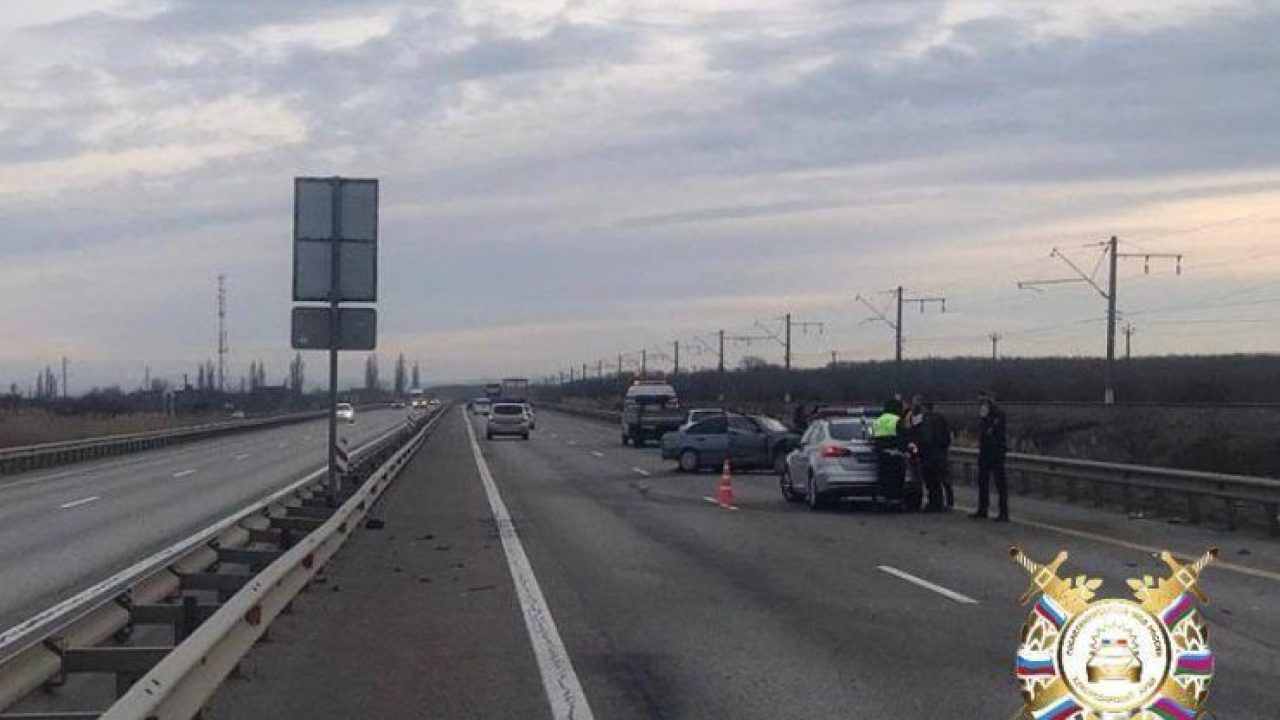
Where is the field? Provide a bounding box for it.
[0,408,205,448]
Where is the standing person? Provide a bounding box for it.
[914,398,952,512]
[792,401,810,432]
[902,396,931,511]
[971,391,1009,522]
[924,401,955,508]
[872,397,907,504]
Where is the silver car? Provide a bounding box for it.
[781,417,878,509]
[486,402,531,440]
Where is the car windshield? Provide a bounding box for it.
[493,405,523,415]
[828,421,867,441]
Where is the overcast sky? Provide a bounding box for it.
[2,0,1278,391]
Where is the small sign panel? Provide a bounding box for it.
[292,177,378,302]
[291,307,377,350]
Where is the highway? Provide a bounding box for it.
[0,408,410,636]
[212,406,1280,720]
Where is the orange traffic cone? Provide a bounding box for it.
[717,459,735,508]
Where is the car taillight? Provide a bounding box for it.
[821,444,853,458]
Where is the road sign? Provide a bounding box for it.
[293,177,378,302]
[290,307,377,350]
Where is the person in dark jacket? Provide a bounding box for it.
[909,398,952,512]
[971,391,1009,521]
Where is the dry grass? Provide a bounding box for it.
[0,409,211,449]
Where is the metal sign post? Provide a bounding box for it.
[291,176,379,506]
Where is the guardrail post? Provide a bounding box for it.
[1224,498,1237,531]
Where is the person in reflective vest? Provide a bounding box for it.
[872,398,906,503]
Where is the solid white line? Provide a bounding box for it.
[877,565,978,604]
[235,453,250,461]
[463,410,595,720]
[172,469,196,479]
[590,451,604,458]
[631,468,651,477]
[58,496,101,510]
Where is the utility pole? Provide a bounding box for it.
[583,363,588,382]
[1019,236,1182,405]
[617,353,623,377]
[830,351,838,366]
[673,340,680,376]
[718,330,725,374]
[1124,324,1136,360]
[61,357,68,398]
[144,365,150,391]
[598,359,604,378]
[989,333,1002,360]
[217,274,228,392]
[784,313,792,371]
[641,349,647,378]
[856,287,947,363]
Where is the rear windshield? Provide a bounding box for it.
[632,394,676,406]
[337,404,353,410]
[828,421,867,441]
[493,404,524,415]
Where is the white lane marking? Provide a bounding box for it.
[235,453,250,461]
[277,442,288,449]
[463,410,596,720]
[59,495,101,510]
[632,468,651,477]
[566,440,578,446]
[172,469,196,479]
[590,451,604,458]
[702,496,740,511]
[877,565,978,605]
[551,433,559,439]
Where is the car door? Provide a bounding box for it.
[684,416,728,468]
[726,415,768,467]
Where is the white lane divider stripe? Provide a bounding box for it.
[235,453,250,461]
[590,451,604,458]
[59,495,101,509]
[632,468,651,477]
[566,440,578,446]
[172,469,196,479]
[877,565,978,604]
[463,410,596,720]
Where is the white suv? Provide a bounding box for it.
[486,403,531,440]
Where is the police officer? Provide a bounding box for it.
[971,391,1009,522]
[872,397,907,504]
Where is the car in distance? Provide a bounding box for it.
[391,400,406,409]
[472,398,492,416]
[621,381,684,446]
[336,403,356,423]
[781,417,922,510]
[661,413,799,473]
[487,402,531,440]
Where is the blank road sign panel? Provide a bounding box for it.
[293,176,378,302]
[293,241,377,302]
[291,307,377,350]
[294,178,335,241]
[339,180,378,241]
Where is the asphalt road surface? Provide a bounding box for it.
[0,408,411,634]
[213,407,1280,719]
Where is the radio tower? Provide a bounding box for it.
[217,274,228,392]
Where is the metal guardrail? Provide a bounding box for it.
[541,403,1280,536]
[0,406,446,717]
[949,449,1280,537]
[0,411,329,475]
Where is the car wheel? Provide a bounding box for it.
[678,449,700,473]
[522,433,530,440]
[807,474,825,511]
[780,469,800,502]
[485,432,493,440]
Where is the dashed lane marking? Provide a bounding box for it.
[463,410,596,720]
[632,468,651,477]
[877,565,978,604]
[235,453,250,461]
[58,495,101,510]
[590,451,604,458]
[172,469,196,479]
